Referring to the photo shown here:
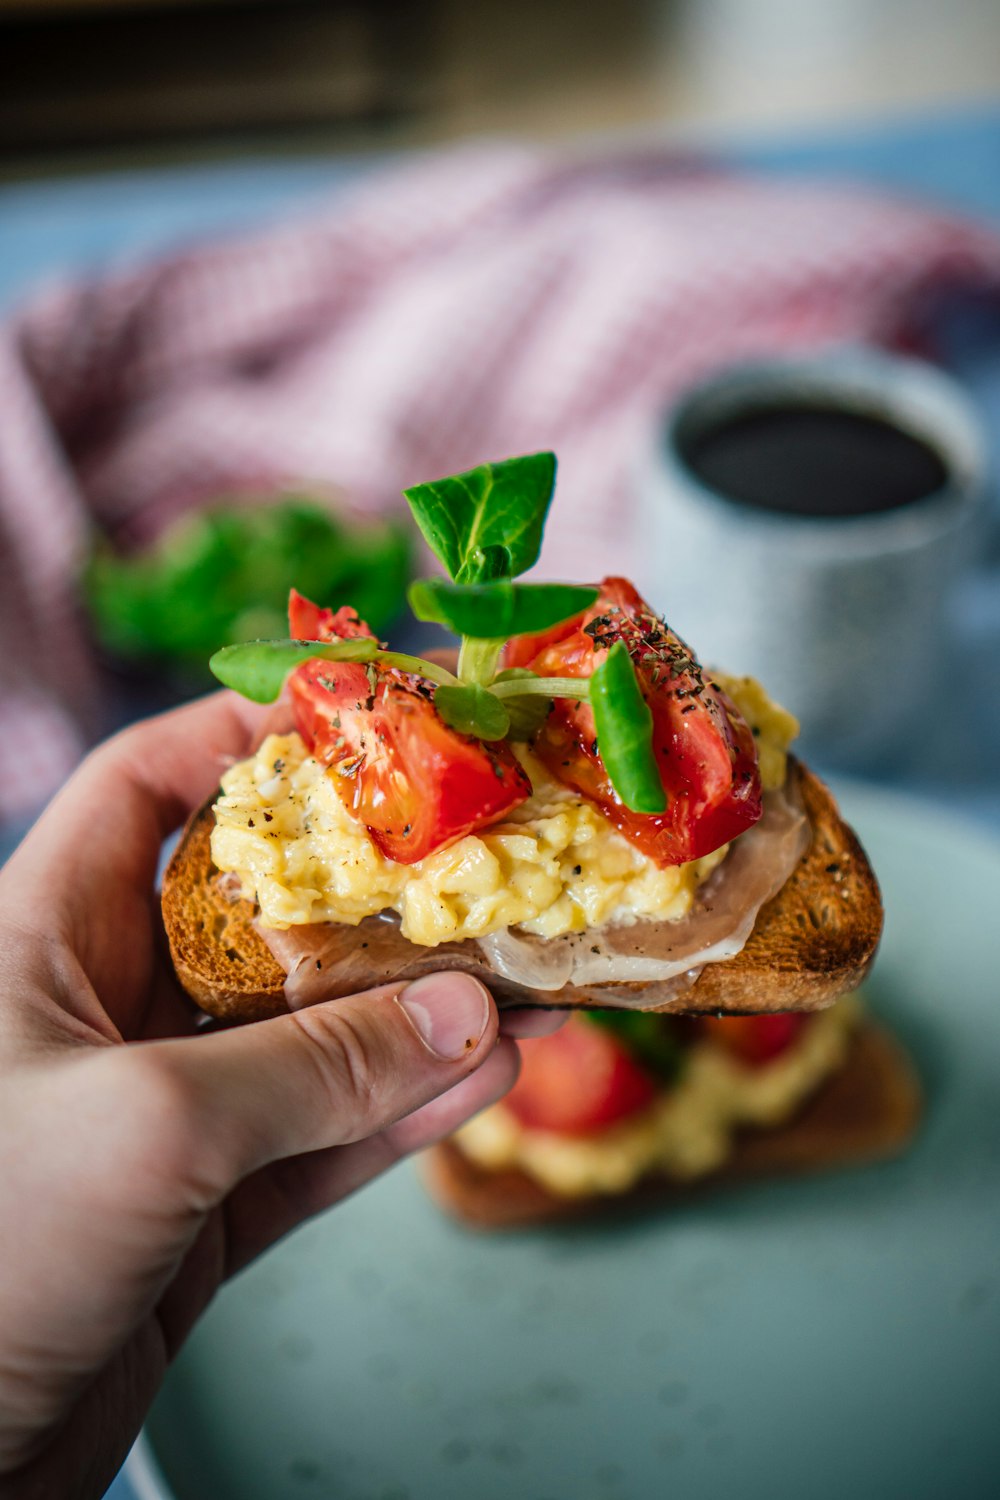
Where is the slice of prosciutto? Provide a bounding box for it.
[257,777,809,1012]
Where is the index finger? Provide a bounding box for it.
[2,692,273,917]
[96,690,277,840]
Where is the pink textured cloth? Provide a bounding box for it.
[2,141,999,820]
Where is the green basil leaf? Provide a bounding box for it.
[373,651,459,687]
[589,640,666,813]
[403,452,557,584]
[492,668,552,739]
[501,696,552,740]
[408,578,597,639]
[433,684,511,741]
[85,499,410,674]
[210,637,377,703]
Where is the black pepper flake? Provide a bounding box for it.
[572,864,582,876]
[591,944,600,954]
[247,817,255,828]
[315,960,323,970]
[273,758,285,773]
[361,942,368,949]
[338,751,367,779]
[403,823,412,836]
[681,704,696,714]
[263,811,273,823]
[590,738,598,757]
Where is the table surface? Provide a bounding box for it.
[2,108,999,1499]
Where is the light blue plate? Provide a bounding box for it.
[130,784,1000,1500]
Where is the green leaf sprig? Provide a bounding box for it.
[86,497,410,675]
[210,636,461,703]
[404,450,556,585]
[210,453,666,814]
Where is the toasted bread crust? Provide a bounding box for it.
[161,758,882,1022]
[421,1022,922,1229]
[685,759,883,1013]
[161,804,288,1022]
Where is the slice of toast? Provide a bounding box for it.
[161,758,882,1023]
[421,1022,922,1229]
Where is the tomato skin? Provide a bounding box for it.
[701,1012,809,1066]
[510,577,761,866]
[288,588,372,643]
[505,1016,658,1135]
[286,591,530,863]
[504,613,586,671]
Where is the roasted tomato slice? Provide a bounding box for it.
[289,588,373,643]
[286,590,530,864]
[505,1015,658,1135]
[701,1012,810,1066]
[509,577,761,866]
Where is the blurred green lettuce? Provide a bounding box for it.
[85,497,411,678]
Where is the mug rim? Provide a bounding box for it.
[654,348,986,556]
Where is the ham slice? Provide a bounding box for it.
[259,780,808,1011]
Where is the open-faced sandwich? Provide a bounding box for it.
[423,994,922,1228]
[162,452,883,1022]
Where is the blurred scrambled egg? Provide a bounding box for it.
[456,996,861,1195]
[211,674,797,947]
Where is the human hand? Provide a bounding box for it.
[0,693,558,1499]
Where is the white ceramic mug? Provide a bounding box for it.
[633,350,987,772]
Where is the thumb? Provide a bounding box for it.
[113,972,498,1198]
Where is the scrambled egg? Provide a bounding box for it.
[453,995,861,1195]
[210,673,797,948]
[719,672,799,790]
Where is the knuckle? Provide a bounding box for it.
[106,1049,203,1177]
[94,720,149,776]
[289,1006,385,1140]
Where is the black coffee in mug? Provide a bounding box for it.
[641,352,984,768]
[679,402,949,519]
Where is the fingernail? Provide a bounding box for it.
[397,973,491,1061]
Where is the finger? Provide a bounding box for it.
[0,692,275,1008]
[499,1006,569,1038]
[385,1035,518,1154]
[135,963,206,1042]
[34,689,266,859]
[217,1039,519,1277]
[100,972,500,1205]
[0,692,270,929]
[98,688,282,838]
